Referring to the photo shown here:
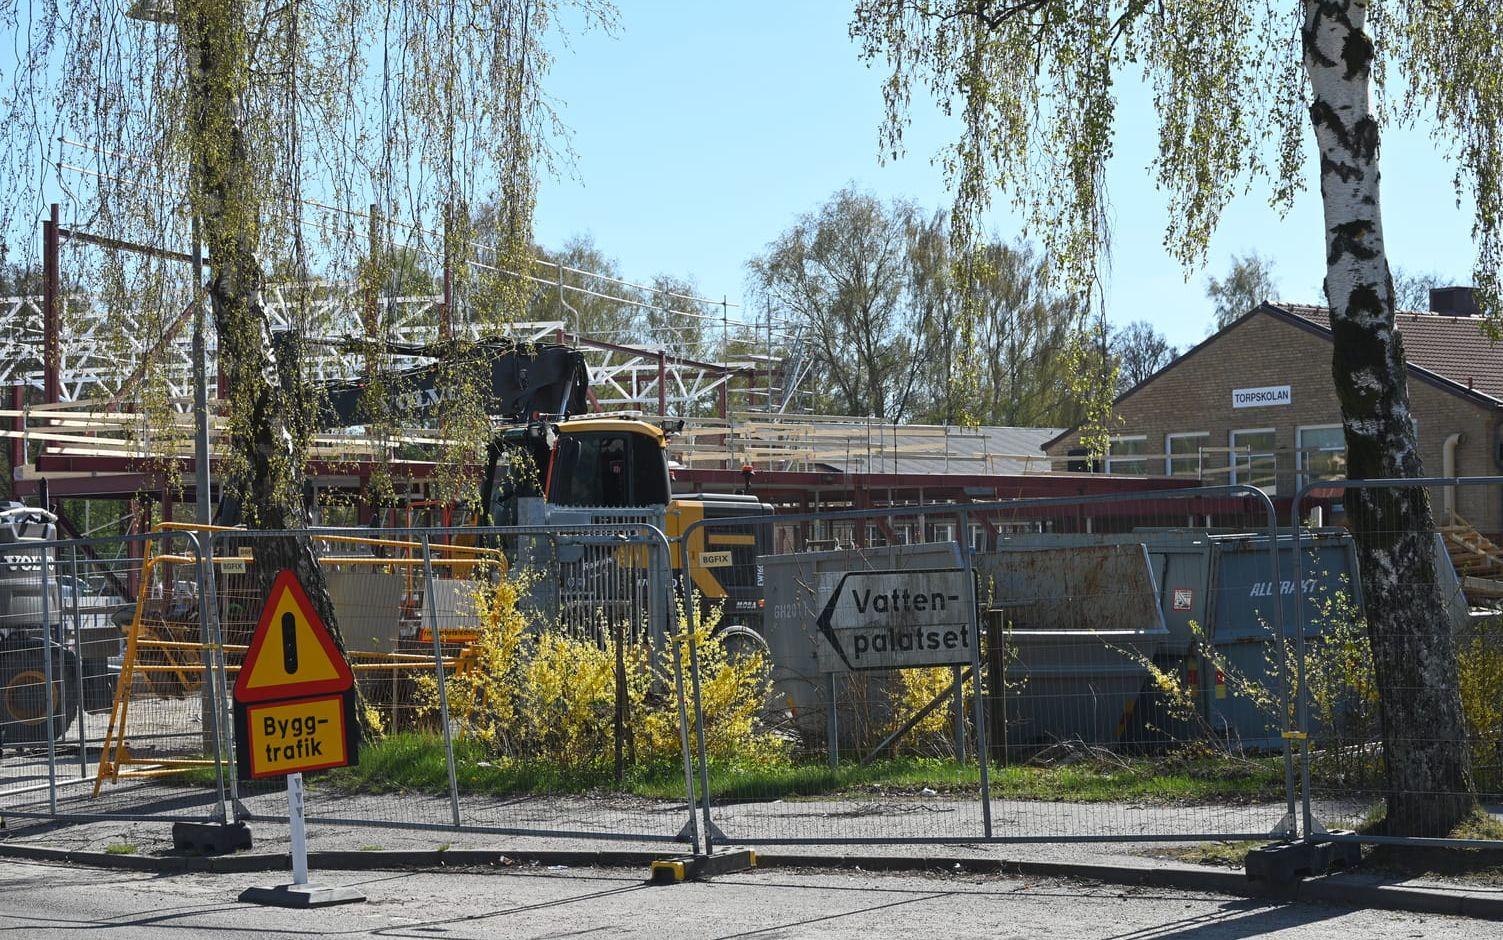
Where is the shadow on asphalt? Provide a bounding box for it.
[1096,899,1349,940]
[0,859,1401,939]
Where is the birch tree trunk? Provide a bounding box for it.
[180,0,360,722]
[1303,0,1473,836]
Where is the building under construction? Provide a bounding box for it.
[0,206,1210,541]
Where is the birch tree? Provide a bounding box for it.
[2,0,612,725]
[749,188,929,421]
[852,0,1497,836]
[1207,252,1279,329]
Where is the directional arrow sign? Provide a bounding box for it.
[814,568,974,672]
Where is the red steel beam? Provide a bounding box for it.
[42,204,60,405]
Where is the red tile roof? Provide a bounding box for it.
[1275,303,1503,403]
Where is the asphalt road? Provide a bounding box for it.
[0,859,1492,939]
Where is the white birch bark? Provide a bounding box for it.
[1303,0,1473,836]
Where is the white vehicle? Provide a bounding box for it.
[0,504,128,747]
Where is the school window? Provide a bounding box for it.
[1166,432,1210,478]
[831,522,855,548]
[968,523,988,551]
[1105,435,1150,475]
[928,522,956,544]
[1231,428,1277,492]
[1298,425,1346,485]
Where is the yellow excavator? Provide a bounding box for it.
[323,339,772,636]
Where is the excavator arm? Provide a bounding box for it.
[314,338,590,430]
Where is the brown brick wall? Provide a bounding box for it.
[1045,311,1503,529]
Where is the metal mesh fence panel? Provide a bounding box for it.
[207,524,696,848]
[682,487,1300,847]
[1295,477,1503,846]
[2,524,221,824]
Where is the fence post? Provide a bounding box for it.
[420,536,463,829]
[684,603,715,855]
[69,546,86,779]
[669,561,702,856]
[1256,487,1298,841]
[201,532,238,818]
[1292,486,1315,842]
[957,514,992,839]
[825,671,839,769]
[191,533,229,824]
[950,665,966,763]
[40,537,57,815]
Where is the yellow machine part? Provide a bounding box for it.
[552,416,733,600]
[665,500,730,600]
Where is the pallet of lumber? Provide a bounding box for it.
[1442,514,1503,601]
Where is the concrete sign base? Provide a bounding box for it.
[238,883,367,908]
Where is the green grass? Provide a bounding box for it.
[104,843,137,856]
[1148,841,1261,868]
[145,733,1286,805]
[1354,805,1503,883]
[172,762,226,789]
[324,734,629,796]
[315,732,1286,805]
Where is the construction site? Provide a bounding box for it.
[2,198,1502,873]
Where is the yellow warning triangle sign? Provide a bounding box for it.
[234,569,355,703]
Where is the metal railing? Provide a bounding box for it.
[678,484,1295,849]
[1293,476,1503,850]
[5,478,1498,862]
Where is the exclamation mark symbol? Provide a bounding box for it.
[281,611,299,675]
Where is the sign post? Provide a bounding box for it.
[288,772,309,887]
[234,569,363,909]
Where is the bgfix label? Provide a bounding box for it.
[245,693,349,778]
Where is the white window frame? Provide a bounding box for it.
[928,521,957,544]
[831,521,856,548]
[1229,427,1277,488]
[1296,424,1346,485]
[968,522,988,551]
[1105,434,1150,475]
[1165,431,1210,478]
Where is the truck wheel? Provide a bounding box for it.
[712,624,770,662]
[710,624,791,726]
[0,641,76,745]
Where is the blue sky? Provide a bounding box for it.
[535,2,1478,352]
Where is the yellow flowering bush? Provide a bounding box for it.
[417,578,788,775]
[880,667,974,758]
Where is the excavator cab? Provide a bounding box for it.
[481,423,553,527]
[481,417,671,528]
[545,420,670,509]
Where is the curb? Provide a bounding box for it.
[1,842,1499,920]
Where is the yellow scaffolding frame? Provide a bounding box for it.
[93,528,499,794]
